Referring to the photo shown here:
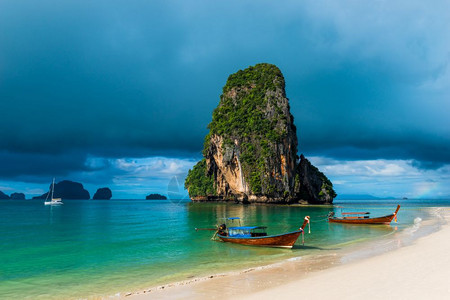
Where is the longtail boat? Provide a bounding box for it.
[328,205,400,225]
[208,216,310,249]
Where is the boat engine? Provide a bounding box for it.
[218,224,227,236]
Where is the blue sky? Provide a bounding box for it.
[0,0,449,199]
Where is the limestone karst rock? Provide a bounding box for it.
[185,63,336,204]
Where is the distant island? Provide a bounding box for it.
[0,191,10,199]
[184,63,336,205]
[33,180,90,200]
[93,187,112,200]
[336,194,396,200]
[146,194,167,200]
[0,191,26,200]
[2,181,115,200]
[10,192,26,200]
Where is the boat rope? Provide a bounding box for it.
[211,230,218,241]
[299,216,312,234]
[310,218,328,223]
[210,224,219,240]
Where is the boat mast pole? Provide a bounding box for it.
[51,178,55,200]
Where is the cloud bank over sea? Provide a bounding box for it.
[0,0,449,198]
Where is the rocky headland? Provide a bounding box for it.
[185,63,336,204]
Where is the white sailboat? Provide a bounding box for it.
[44,178,63,205]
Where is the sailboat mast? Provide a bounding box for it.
[51,178,55,200]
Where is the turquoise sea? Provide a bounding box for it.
[0,199,449,299]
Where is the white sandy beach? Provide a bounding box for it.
[242,207,450,300]
[129,208,450,300]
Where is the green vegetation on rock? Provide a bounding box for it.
[295,155,337,203]
[184,159,216,197]
[207,64,287,143]
[203,63,292,194]
[319,181,336,200]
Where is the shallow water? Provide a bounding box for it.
[0,199,448,299]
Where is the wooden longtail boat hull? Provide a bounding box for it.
[328,214,396,225]
[217,230,302,248]
[328,205,400,225]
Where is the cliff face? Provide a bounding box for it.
[185,63,336,204]
[294,155,336,204]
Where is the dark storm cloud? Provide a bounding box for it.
[0,150,92,181]
[0,0,449,179]
[0,0,216,158]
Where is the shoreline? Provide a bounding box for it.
[125,207,448,300]
[242,207,450,300]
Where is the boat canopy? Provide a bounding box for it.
[229,226,266,230]
[227,217,241,220]
[228,226,267,238]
